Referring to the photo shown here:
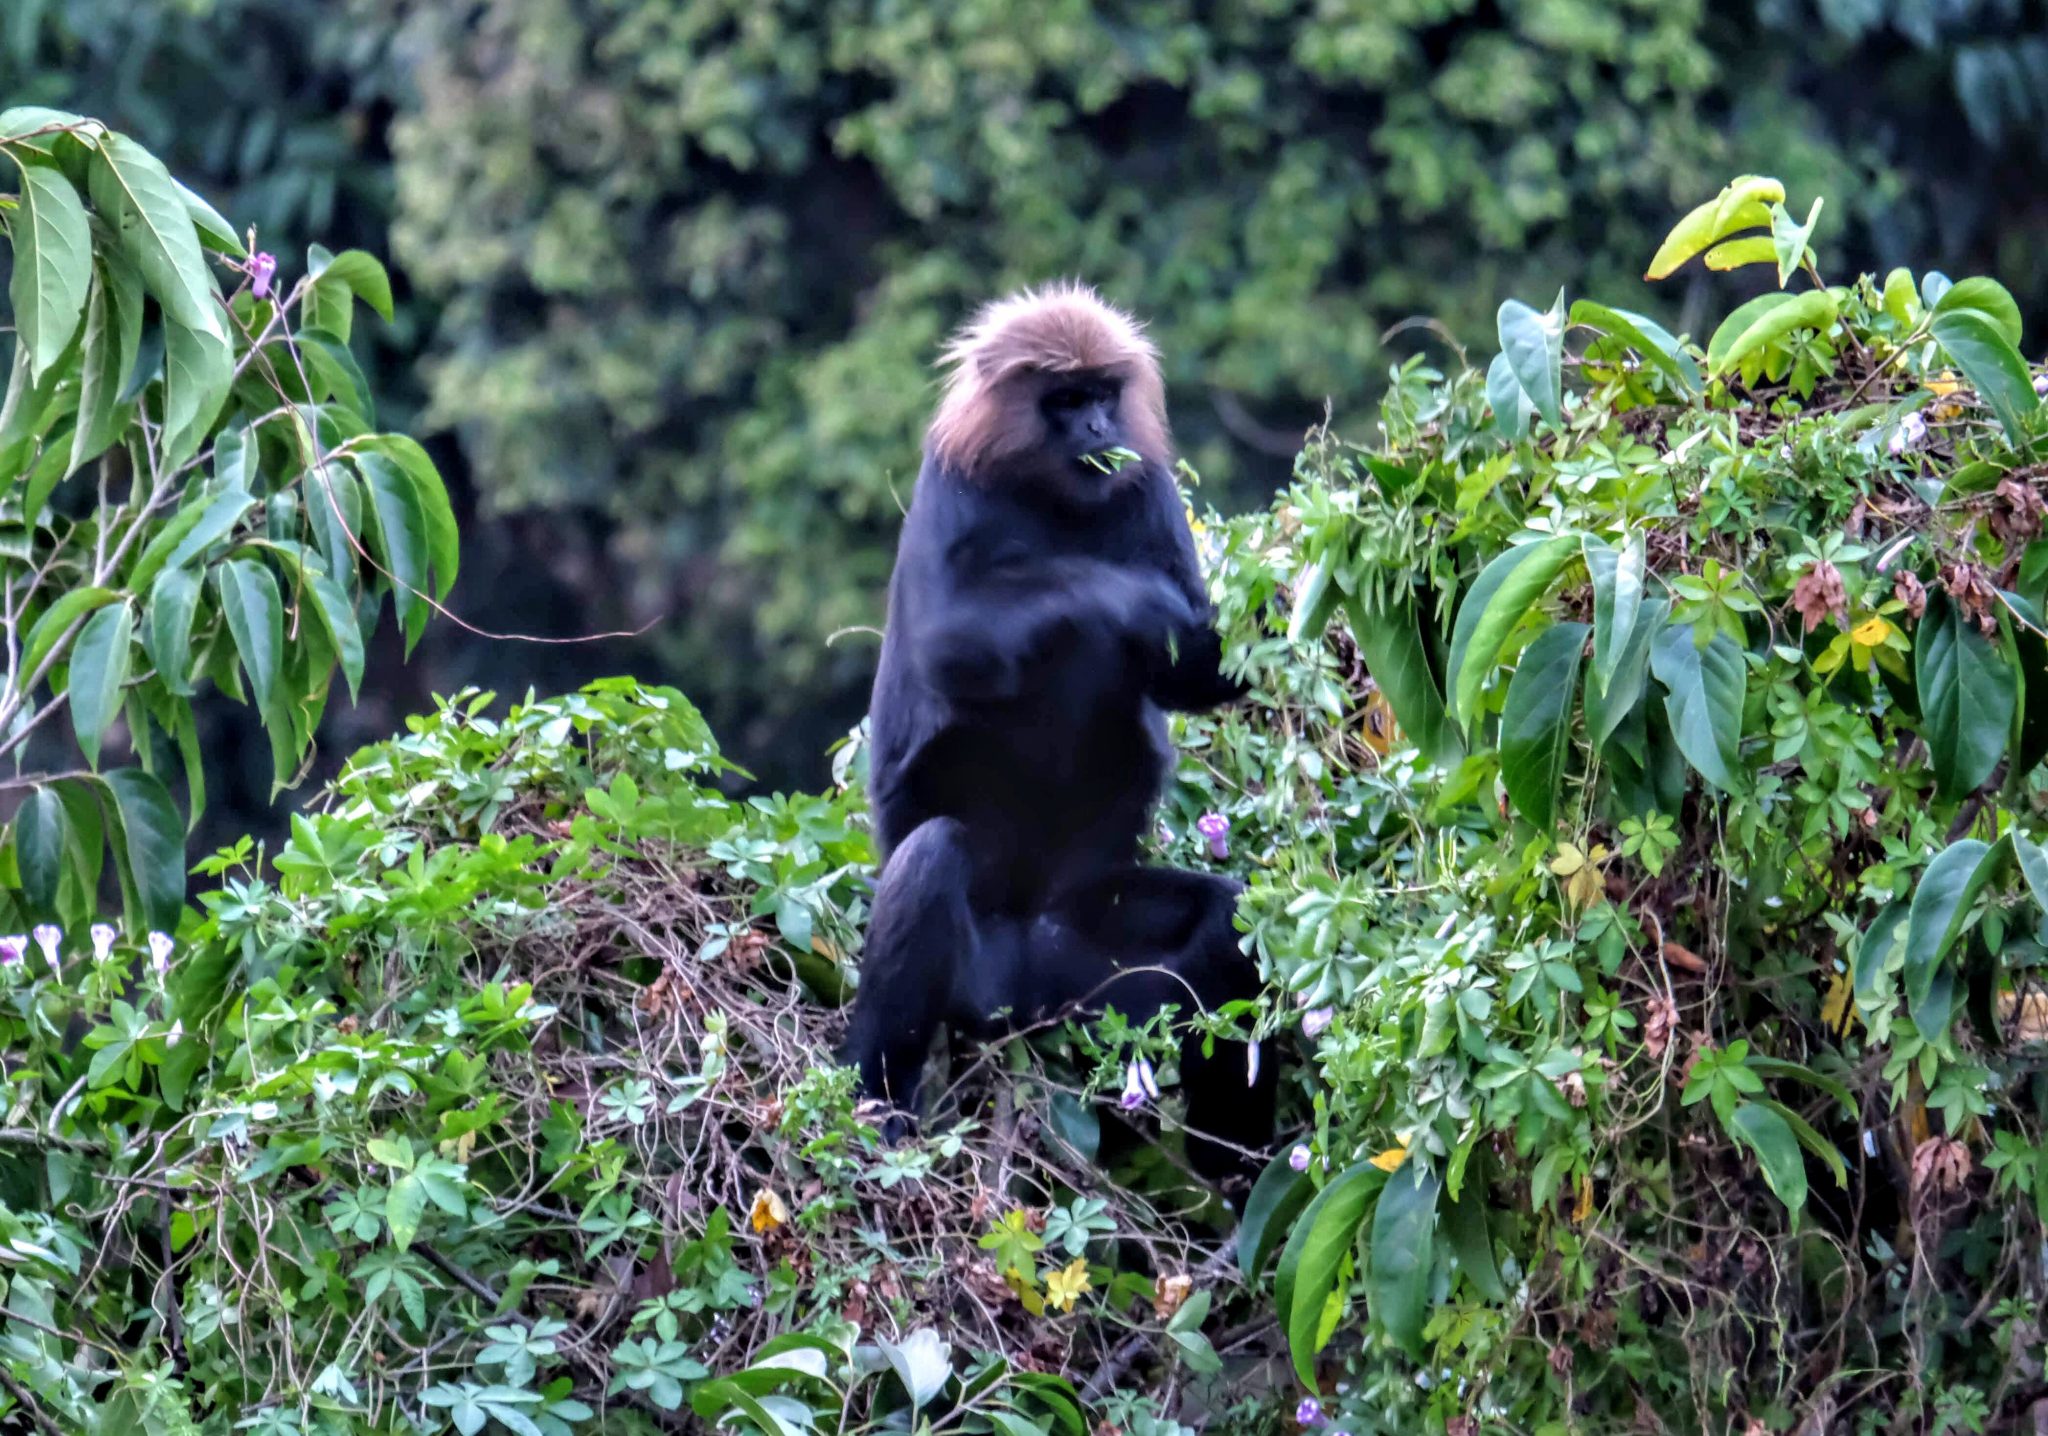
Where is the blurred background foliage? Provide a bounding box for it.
[6,0,2046,814]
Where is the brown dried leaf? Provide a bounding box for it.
[1791,561,1848,634]
[1152,1272,1193,1322]
[1643,996,1678,1058]
[1893,570,1927,620]
[1910,1136,1971,1198]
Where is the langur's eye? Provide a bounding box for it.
[1045,387,1089,413]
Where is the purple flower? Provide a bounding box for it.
[89,923,116,965]
[1195,812,1229,860]
[1289,1143,1313,1172]
[1120,1056,1160,1111]
[30,925,60,966]
[2035,372,2048,397]
[1302,1006,1334,1039]
[0,935,24,966]
[147,931,174,976]
[1888,411,1927,455]
[1295,1396,1324,1427]
[248,252,278,300]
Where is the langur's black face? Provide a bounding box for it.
[1036,369,1131,477]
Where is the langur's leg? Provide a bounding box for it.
[841,817,976,1130]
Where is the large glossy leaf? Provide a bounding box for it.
[69,256,143,472]
[19,586,118,682]
[1904,835,2011,1038]
[1915,590,2016,796]
[1344,591,1461,768]
[14,784,69,914]
[130,483,254,595]
[1368,1161,1440,1354]
[1441,1175,1505,1302]
[1569,300,1698,393]
[105,767,185,935]
[1852,897,1909,1000]
[1707,289,1838,378]
[161,319,232,468]
[1497,293,1565,429]
[218,558,284,703]
[305,572,367,703]
[1585,532,1646,697]
[1650,625,1746,792]
[1587,596,1670,754]
[1645,175,1785,279]
[1275,1160,1377,1387]
[1287,556,1338,644]
[6,152,91,379]
[307,466,364,589]
[361,452,433,652]
[1930,308,2041,453]
[359,434,459,601]
[1486,351,1533,438]
[1728,1102,1807,1213]
[1932,276,2023,348]
[87,131,221,340]
[68,600,132,768]
[1237,1150,1314,1282]
[1446,535,1579,730]
[144,567,202,697]
[1499,621,1587,830]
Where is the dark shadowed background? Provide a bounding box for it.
[9,0,2046,846]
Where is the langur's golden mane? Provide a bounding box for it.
[926,281,1170,475]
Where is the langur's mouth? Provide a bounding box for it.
[1077,446,1142,476]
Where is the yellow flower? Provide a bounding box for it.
[1043,1257,1093,1313]
[749,1187,789,1233]
[1849,615,1895,648]
[1549,842,1610,910]
[1819,970,1857,1037]
[1573,1171,1595,1223]
[1369,1145,1409,1172]
[1183,500,1207,537]
[1927,370,1963,397]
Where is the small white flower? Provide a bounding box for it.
[1245,1040,1261,1087]
[2035,372,2048,397]
[1862,1129,1878,1158]
[1289,1144,1313,1172]
[147,931,174,976]
[30,925,61,966]
[0,935,25,966]
[89,923,117,964]
[165,1020,183,1049]
[1888,411,1928,455]
[1779,443,1794,462]
[1120,1056,1160,1110]
[1302,1006,1335,1039]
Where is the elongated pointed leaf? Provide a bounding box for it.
[307,466,364,589]
[1707,289,1837,378]
[320,249,394,322]
[1904,835,2010,1037]
[1645,176,1785,279]
[359,435,459,600]
[1756,1098,1846,1189]
[1486,351,1532,437]
[1569,300,1698,393]
[69,260,140,472]
[1650,625,1746,792]
[1500,621,1587,830]
[1930,308,2041,453]
[1728,1102,1807,1213]
[1446,535,1580,729]
[145,567,202,697]
[218,558,283,703]
[1343,591,1461,767]
[361,452,432,652]
[68,601,132,767]
[1702,236,1777,271]
[175,178,243,256]
[1275,1160,1378,1387]
[105,767,184,934]
[1368,1161,1440,1354]
[1238,1151,1314,1282]
[1442,1177,1505,1301]
[1853,897,1909,999]
[6,152,92,378]
[162,319,232,468]
[1587,596,1670,753]
[87,132,221,340]
[306,572,366,703]
[1771,197,1824,286]
[1932,276,2023,348]
[1497,293,1565,430]
[19,586,118,682]
[1586,533,1646,697]
[1916,590,2016,796]
[15,785,69,913]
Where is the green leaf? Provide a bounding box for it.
[175,178,244,256]
[1853,897,1909,1000]
[1587,596,1670,754]
[19,586,118,682]
[161,319,233,469]
[1644,175,1784,279]
[1701,235,1777,271]
[87,131,222,341]
[1368,1161,1440,1355]
[130,483,255,595]
[1343,591,1461,768]
[360,452,433,652]
[1904,835,2011,1038]
[298,329,372,427]
[1930,308,2042,453]
[1932,276,2023,348]
[1882,268,1920,328]
[1237,1150,1314,1282]
[306,466,364,588]
[5,151,92,379]
[1441,1175,1505,1302]
[1446,535,1579,730]
[1497,292,1565,430]
[69,257,143,472]
[1916,590,2017,796]
[1728,1102,1807,1214]
[1275,1160,1378,1388]
[105,767,185,934]
[320,249,394,322]
[1706,289,1838,378]
[1770,197,1824,286]
[68,601,132,768]
[1568,300,1698,393]
[1287,557,1338,644]
[15,785,68,913]
[2016,832,2048,922]
[144,567,202,697]
[1649,625,1746,792]
[1499,621,1587,830]
[1586,532,1646,697]
[1755,1097,1846,1189]
[359,434,459,600]
[218,558,284,703]
[306,572,366,703]
[1485,351,1533,438]
[386,1174,425,1253]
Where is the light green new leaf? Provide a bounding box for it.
[1929,308,2041,453]
[87,131,222,340]
[1770,197,1824,286]
[69,601,133,768]
[1497,292,1565,430]
[1446,535,1580,729]
[1702,236,1777,271]
[1904,835,2010,1038]
[1500,621,1587,830]
[1915,590,2016,796]
[1644,175,1785,280]
[1707,289,1837,378]
[5,151,92,378]
[1650,624,1745,792]
[218,558,284,703]
[105,767,185,935]
[1728,1102,1807,1214]
[1275,1160,1378,1387]
[1368,1162,1441,1354]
